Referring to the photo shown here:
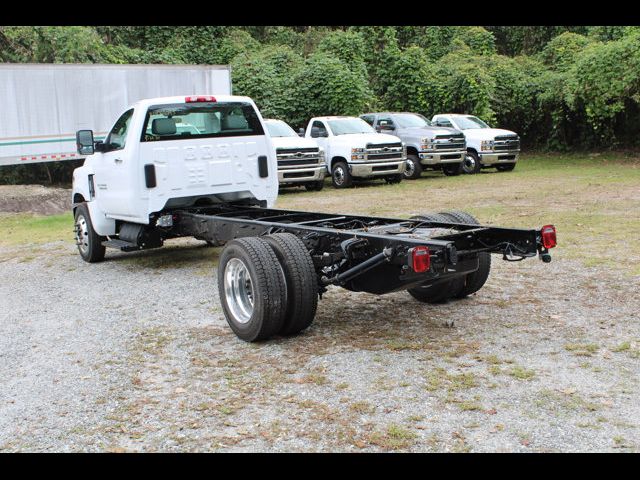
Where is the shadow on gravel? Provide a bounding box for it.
[107,241,221,270]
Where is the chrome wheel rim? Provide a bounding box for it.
[223,258,254,324]
[404,159,415,178]
[334,167,345,186]
[463,154,476,173]
[75,214,90,255]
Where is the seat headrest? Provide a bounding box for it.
[222,114,248,130]
[152,118,177,135]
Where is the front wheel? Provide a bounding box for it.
[74,203,106,263]
[442,162,463,176]
[496,163,516,172]
[331,161,353,188]
[462,151,481,174]
[403,154,423,180]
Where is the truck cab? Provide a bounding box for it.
[304,116,406,188]
[72,94,277,261]
[431,114,520,174]
[264,119,326,192]
[360,112,466,179]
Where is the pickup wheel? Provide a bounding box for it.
[462,151,481,174]
[331,161,353,188]
[264,233,318,336]
[438,210,492,298]
[305,181,325,191]
[496,163,516,172]
[385,174,403,184]
[442,162,463,176]
[218,237,286,342]
[74,203,106,263]
[403,154,423,180]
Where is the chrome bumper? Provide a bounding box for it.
[278,166,327,184]
[350,160,406,177]
[418,150,466,165]
[478,151,520,166]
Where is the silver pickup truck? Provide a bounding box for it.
[361,112,466,179]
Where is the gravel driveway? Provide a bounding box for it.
[1,236,638,452]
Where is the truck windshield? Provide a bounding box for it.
[327,118,374,136]
[392,113,432,128]
[142,102,264,141]
[265,120,298,138]
[455,116,490,130]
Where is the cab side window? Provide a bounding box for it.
[378,117,395,129]
[361,115,375,126]
[310,121,328,138]
[106,109,134,151]
[435,117,453,128]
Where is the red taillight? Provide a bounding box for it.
[411,246,431,273]
[185,95,216,103]
[541,225,557,249]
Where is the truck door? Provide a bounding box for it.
[93,108,136,218]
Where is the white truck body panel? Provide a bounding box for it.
[0,64,232,166]
[73,95,277,235]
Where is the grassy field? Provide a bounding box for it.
[1,151,639,275]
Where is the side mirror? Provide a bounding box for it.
[378,123,394,131]
[76,130,95,155]
[298,128,305,137]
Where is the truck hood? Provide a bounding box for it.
[397,126,463,139]
[271,136,320,149]
[330,132,402,147]
[462,128,517,140]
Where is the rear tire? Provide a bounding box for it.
[403,154,423,180]
[496,163,516,172]
[263,233,318,336]
[462,151,481,174]
[408,280,457,304]
[331,161,353,188]
[442,162,463,176]
[74,203,106,263]
[437,210,491,298]
[218,237,286,342]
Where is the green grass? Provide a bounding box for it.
[0,213,71,246]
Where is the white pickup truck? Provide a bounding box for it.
[431,114,521,174]
[304,116,406,188]
[72,94,556,343]
[264,119,326,191]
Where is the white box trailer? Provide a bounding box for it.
[0,63,232,167]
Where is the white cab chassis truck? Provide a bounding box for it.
[73,95,556,342]
[264,119,326,191]
[431,114,520,174]
[304,116,406,188]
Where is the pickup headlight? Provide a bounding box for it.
[351,147,366,161]
[481,140,494,151]
[318,148,325,164]
[420,138,434,150]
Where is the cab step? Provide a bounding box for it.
[102,239,141,252]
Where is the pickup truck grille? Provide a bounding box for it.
[432,134,466,151]
[365,142,404,162]
[277,147,321,169]
[493,135,520,152]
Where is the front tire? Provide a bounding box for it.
[74,203,106,263]
[331,161,353,188]
[442,162,463,176]
[462,151,481,174]
[403,154,423,180]
[218,237,286,342]
[496,163,516,172]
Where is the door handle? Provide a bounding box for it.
[114,158,123,164]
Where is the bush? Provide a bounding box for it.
[540,32,594,71]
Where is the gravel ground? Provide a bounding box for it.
[1,235,638,452]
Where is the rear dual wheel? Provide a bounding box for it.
[406,210,491,304]
[217,234,318,342]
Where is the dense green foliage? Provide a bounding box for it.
[1,25,640,184]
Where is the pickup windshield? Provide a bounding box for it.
[455,116,490,130]
[327,118,374,136]
[392,113,432,128]
[265,120,297,138]
[142,101,264,141]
